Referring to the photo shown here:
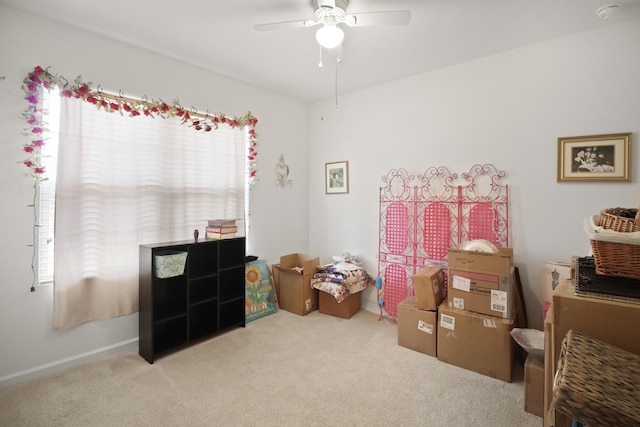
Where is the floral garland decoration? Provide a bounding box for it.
[22,65,259,184]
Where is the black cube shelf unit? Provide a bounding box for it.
[139,237,246,363]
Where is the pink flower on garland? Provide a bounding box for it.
[21,65,259,184]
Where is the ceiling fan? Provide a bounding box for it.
[255,0,411,49]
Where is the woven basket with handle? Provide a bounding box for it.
[598,207,640,232]
[584,215,640,280]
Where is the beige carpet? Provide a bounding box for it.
[0,309,541,426]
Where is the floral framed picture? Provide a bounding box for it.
[557,133,632,182]
[325,161,349,194]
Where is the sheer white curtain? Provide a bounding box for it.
[54,96,246,329]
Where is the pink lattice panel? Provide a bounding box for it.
[381,263,409,319]
[422,202,451,260]
[467,204,499,245]
[385,202,410,254]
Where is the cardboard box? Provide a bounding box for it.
[273,253,320,316]
[447,248,515,319]
[412,266,445,310]
[547,280,640,427]
[437,303,515,382]
[525,354,544,417]
[319,290,361,319]
[552,279,640,357]
[543,305,555,427]
[397,296,437,357]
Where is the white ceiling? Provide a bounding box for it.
[3,0,640,103]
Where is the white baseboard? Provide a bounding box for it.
[0,337,139,388]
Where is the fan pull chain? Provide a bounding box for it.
[319,46,326,119]
[335,43,343,106]
[335,60,338,106]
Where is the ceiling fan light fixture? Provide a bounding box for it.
[315,23,344,48]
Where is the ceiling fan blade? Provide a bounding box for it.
[254,19,320,32]
[345,10,411,27]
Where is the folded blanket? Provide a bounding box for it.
[312,262,372,302]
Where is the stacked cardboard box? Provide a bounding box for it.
[397,266,445,357]
[437,247,516,382]
[413,266,445,311]
[447,247,515,319]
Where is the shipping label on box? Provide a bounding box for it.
[412,266,445,310]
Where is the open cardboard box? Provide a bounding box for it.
[273,253,319,316]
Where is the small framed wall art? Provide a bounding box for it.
[325,161,349,194]
[557,132,632,182]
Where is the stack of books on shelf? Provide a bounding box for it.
[206,219,238,240]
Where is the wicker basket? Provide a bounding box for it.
[584,215,640,280]
[599,207,640,232]
[552,330,640,426]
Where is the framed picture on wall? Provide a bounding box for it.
[325,161,349,194]
[557,132,632,182]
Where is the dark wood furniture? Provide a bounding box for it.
[139,237,246,363]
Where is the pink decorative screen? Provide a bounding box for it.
[377,164,509,321]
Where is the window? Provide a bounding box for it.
[36,89,60,285]
[37,91,251,286]
[22,66,258,329]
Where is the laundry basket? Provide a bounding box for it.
[584,215,640,280]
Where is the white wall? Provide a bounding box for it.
[308,19,640,330]
[0,6,310,385]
